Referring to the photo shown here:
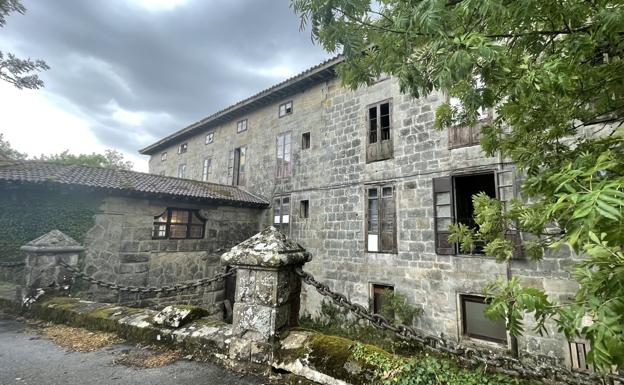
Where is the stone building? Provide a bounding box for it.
[139,57,585,368]
[0,160,267,316]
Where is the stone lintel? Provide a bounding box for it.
[20,229,85,254]
[220,226,311,268]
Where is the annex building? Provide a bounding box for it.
[139,57,584,368]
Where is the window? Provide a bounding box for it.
[152,208,205,240]
[227,146,247,186]
[161,152,167,161]
[300,200,309,219]
[569,341,593,372]
[276,133,291,178]
[279,101,293,117]
[273,196,290,233]
[460,295,507,344]
[236,119,248,133]
[371,284,394,319]
[448,77,491,149]
[177,163,186,178]
[433,170,519,255]
[202,157,212,182]
[366,100,393,162]
[301,132,311,150]
[205,132,214,144]
[366,185,396,253]
[178,143,188,154]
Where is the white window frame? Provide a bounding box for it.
[205,132,214,145]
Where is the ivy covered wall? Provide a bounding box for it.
[0,184,104,261]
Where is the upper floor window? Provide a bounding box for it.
[202,157,212,182]
[236,119,248,133]
[433,169,520,256]
[276,133,291,178]
[228,146,247,186]
[302,132,311,150]
[460,294,507,345]
[447,77,491,149]
[366,100,393,163]
[273,196,290,233]
[300,199,309,219]
[279,101,293,117]
[161,152,167,161]
[178,142,188,154]
[205,132,214,145]
[152,208,205,240]
[366,185,396,253]
[177,163,186,178]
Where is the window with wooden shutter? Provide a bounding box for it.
[433,177,456,255]
[496,169,523,258]
[228,146,247,186]
[366,100,393,163]
[366,185,396,253]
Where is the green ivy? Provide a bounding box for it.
[0,184,103,262]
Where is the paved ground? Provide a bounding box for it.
[0,318,269,385]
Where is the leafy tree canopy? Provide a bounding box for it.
[0,134,133,170]
[293,0,624,369]
[0,0,49,89]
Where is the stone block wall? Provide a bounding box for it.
[147,75,582,365]
[82,196,263,313]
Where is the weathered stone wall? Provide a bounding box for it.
[147,75,581,365]
[82,196,263,313]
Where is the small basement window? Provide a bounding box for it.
[300,200,309,219]
[460,295,507,344]
[302,132,311,150]
[152,208,205,240]
[279,101,293,117]
[371,284,394,319]
[178,142,188,154]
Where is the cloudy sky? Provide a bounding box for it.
[0,0,330,171]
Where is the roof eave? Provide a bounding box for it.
[139,56,342,155]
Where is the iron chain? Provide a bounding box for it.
[0,260,26,267]
[295,267,623,385]
[59,261,235,294]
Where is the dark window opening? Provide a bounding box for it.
[461,295,507,344]
[302,132,311,150]
[454,173,495,253]
[300,200,309,219]
[366,185,396,253]
[367,101,393,162]
[372,284,394,320]
[228,147,247,186]
[178,143,188,154]
[152,208,205,240]
[273,196,290,233]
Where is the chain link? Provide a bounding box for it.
[295,267,623,385]
[0,260,26,267]
[59,261,235,294]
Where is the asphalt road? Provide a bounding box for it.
[0,319,268,385]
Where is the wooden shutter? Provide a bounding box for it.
[380,186,396,252]
[433,177,455,255]
[496,169,523,258]
[232,148,240,185]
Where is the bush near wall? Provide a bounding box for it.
[0,184,103,261]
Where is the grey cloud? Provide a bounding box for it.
[1,0,329,156]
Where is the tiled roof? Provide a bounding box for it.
[139,55,343,155]
[0,160,268,208]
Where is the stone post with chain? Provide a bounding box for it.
[220,226,311,364]
[20,230,84,297]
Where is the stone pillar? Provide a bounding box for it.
[221,226,311,364]
[20,230,84,291]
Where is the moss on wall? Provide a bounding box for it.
[0,184,104,261]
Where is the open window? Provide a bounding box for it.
[366,185,396,253]
[300,199,309,219]
[152,208,205,240]
[371,284,394,318]
[433,170,519,255]
[302,132,311,150]
[228,146,247,186]
[273,196,290,234]
[460,294,508,345]
[366,100,393,162]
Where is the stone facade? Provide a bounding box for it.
[82,196,263,313]
[145,73,581,365]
